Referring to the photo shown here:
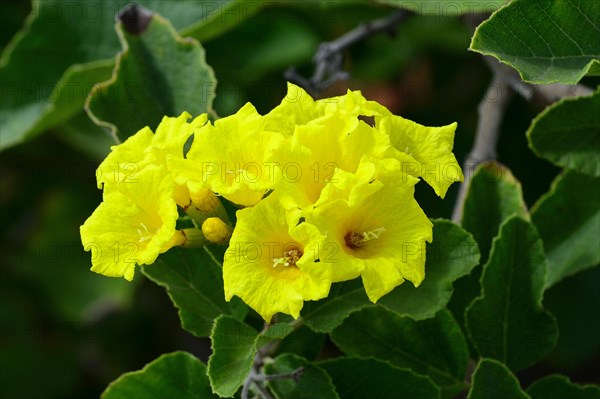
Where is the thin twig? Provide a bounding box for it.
[451,55,593,222]
[285,10,410,97]
[240,319,305,399]
[451,60,514,222]
[253,367,304,382]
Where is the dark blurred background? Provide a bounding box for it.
[1,1,598,398]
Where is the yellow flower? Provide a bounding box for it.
[272,112,390,209]
[265,83,391,134]
[96,112,208,206]
[171,103,284,207]
[223,193,330,321]
[81,165,184,281]
[266,83,463,198]
[306,170,433,302]
[379,116,463,198]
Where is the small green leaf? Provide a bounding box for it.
[470,0,600,84]
[320,357,441,399]
[466,217,558,371]
[302,219,479,332]
[207,315,258,397]
[86,9,216,140]
[527,375,600,399]
[379,219,480,320]
[527,88,600,177]
[531,170,600,288]
[142,246,231,338]
[468,358,529,399]
[265,354,339,399]
[101,351,216,399]
[376,0,505,15]
[462,163,528,262]
[206,315,295,397]
[331,308,468,398]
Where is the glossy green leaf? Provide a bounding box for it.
[470,0,600,84]
[265,354,339,399]
[331,308,468,398]
[142,246,231,338]
[527,375,600,399]
[462,162,528,261]
[302,220,479,332]
[379,219,480,320]
[1,0,246,151]
[86,10,216,140]
[376,0,505,15]
[320,357,441,399]
[527,88,600,176]
[466,217,558,371]
[531,170,600,288]
[207,315,258,397]
[468,359,529,399]
[102,351,217,399]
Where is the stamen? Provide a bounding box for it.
[272,246,303,268]
[137,223,152,243]
[345,227,385,249]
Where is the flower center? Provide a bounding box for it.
[344,227,385,249]
[272,246,303,268]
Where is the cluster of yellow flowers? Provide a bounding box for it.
[81,83,463,321]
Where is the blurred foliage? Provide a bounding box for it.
[1,1,598,398]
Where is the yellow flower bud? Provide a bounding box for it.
[202,217,232,244]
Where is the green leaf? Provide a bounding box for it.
[277,326,326,361]
[320,357,441,399]
[527,375,600,399]
[302,220,479,332]
[544,268,600,368]
[0,0,252,150]
[379,219,480,320]
[465,216,558,371]
[331,308,468,398]
[206,315,295,397]
[142,246,232,338]
[301,279,370,333]
[101,351,217,399]
[375,0,505,15]
[462,162,528,262]
[54,111,115,161]
[531,170,600,288]
[207,315,258,397]
[467,358,529,399]
[86,10,216,140]
[527,88,600,176]
[180,0,265,42]
[450,163,527,329]
[470,0,600,84]
[265,354,339,399]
